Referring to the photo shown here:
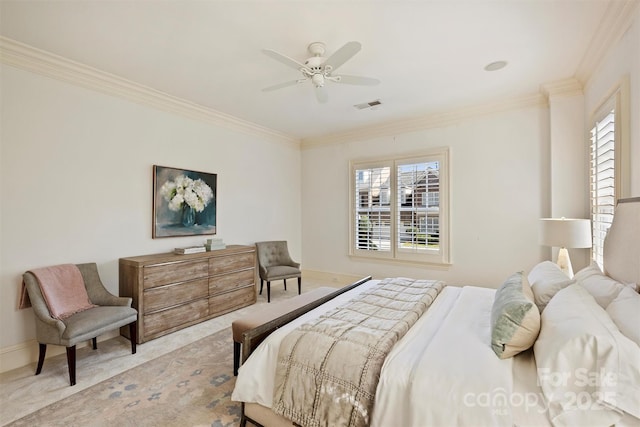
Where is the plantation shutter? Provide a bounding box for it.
[590,108,615,269]
[354,165,391,252]
[396,160,440,253]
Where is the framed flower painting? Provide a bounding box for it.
[153,165,217,238]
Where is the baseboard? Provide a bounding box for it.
[0,330,120,374]
[302,269,365,286]
[2,270,359,374]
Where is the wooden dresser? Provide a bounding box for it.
[119,245,256,343]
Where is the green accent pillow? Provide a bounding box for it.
[491,271,541,359]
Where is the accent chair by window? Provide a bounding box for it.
[255,241,301,303]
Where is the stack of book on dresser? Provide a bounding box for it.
[174,246,206,255]
[205,237,226,251]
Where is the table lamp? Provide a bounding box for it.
[540,218,592,278]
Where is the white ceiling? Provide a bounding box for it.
[0,0,615,141]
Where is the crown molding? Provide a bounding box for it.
[301,93,547,148]
[575,0,640,84]
[541,78,584,99]
[0,36,299,147]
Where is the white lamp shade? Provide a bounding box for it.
[540,218,592,248]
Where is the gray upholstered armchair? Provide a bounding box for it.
[22,263,137,386]
[255,241,301,303]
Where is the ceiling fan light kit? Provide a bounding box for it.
[262,41,380,103]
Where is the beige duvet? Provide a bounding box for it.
[271,277,445,427]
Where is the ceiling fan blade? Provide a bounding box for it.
[332,74,380,86]
[323,41,361,72]
[262,79,306,92]
[262,49,310,72]
[315,85,328,104]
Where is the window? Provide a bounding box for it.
[589,78,630,269]
[350,149,450,265]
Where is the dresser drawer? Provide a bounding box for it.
[144,298,209,337]
[209,286,255,317]
[209,252,254,275]
[209,269,254,295]
[143,278,209,314]
[143,259,208,289]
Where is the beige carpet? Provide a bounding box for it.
[6,328,240,427]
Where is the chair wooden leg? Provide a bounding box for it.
[129,322,137,354]
[298,277,302,295]
[35,343,46,375]
[259,279,263,295]
[267,281,271,303]
[234,341,241,376]
[283,278,287,291]
[66,346,77,386]
[240,403,248,427]
[92,337,97,350]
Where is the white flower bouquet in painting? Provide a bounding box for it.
[160,175,214,226]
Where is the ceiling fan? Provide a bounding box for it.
[262,41,380,104]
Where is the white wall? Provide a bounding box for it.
[0,64,302,370]
[302,106,550,287]
[547,91,590,269]
[584,6,640,197]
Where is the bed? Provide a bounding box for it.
[232,197,640,427]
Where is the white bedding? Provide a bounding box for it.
[232,281,551,426]
[375,285,514,426]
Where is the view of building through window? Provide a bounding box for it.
[356,166,391,251]
[354,161,440,253]
[396,161,440,252]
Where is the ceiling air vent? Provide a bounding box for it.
[354,99,382,110]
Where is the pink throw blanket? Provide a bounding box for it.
[21,264,96,319]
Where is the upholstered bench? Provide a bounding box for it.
[232,286,337,375]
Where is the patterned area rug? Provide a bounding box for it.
[7,328,240,427]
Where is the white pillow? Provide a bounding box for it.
[527,261,575,312]
[534,284,640,426]
[607,286,640,347]
[575,262,626,308]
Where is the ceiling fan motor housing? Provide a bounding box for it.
[305,42,329,74]
[304,56,326,72]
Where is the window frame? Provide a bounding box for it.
[349,148,451,266]
[588,76,630,269]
